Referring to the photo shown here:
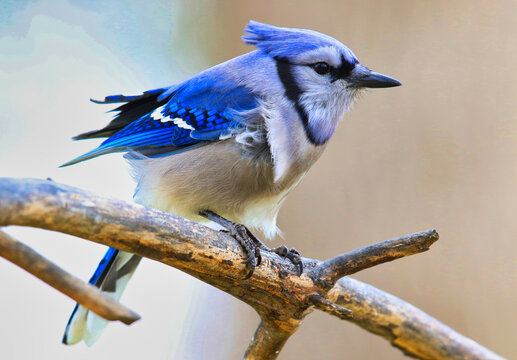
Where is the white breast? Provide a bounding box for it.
[128,98,325,240]
[261,98,325,183]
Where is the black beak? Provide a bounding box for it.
[349,71,402,88]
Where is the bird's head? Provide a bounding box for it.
[243,20,401,145]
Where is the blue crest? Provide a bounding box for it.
[243,20,357,64]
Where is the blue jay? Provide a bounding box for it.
[61,20,400,345]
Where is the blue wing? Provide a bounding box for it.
[61,69,258,167]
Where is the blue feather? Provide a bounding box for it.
[88,247,119,286]
[160,74,257,115]
[243,20,358,64]
[191,121,239,141]
[62,247,119,344]
[62,70,258,167]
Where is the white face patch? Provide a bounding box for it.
[150,105,165,120]
[296,46,342,67]
[297,78,359,144]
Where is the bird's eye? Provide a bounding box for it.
[312,62,330,75]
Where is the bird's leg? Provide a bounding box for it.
[199,210,261,280]
[199,210,303,277]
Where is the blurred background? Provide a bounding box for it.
[1,0,516,359]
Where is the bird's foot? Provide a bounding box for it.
[228,223,262,280]
[199,210,262,279]
[270,246,304,276]
[199,210,304,278]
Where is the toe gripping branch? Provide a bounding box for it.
[199,210,303,279]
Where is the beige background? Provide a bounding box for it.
[1,1,516,359]
[205,2,517,359]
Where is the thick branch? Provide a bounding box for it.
[0,229,140,324]
[311,229,439,287]
[327,277,504,360]
[0,178,505,360]
[0,178,315,315]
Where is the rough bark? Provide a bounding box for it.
[0,178,505,360]
[328,278,503,359]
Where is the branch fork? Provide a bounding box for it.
[0,178,505,360]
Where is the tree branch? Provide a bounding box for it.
[310,229,439,288]
[327,277,504,360]
[243,319,297,360]
[0,229,140,324]
[0,178,505,359]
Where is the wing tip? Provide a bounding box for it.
[90,95,131,104]
[59,158,83,168]
[59,146,125,167]
[72,130,107,141]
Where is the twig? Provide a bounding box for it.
[0,229,140,324]
[310,229,439,288]
[308,294,353,320]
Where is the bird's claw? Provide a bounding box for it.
[200,210,299,279]
[226,223,263,280]
[242,245,262,280]
[271,246,304,276]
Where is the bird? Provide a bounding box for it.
[60,20,401,345]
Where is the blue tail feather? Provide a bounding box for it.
[62,248,120,345]
[88,248,119,286]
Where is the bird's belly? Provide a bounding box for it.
[129,140,320,238]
